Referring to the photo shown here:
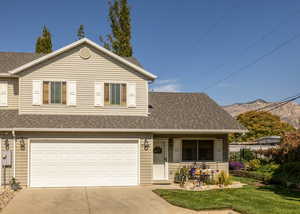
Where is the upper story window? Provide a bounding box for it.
[182,140,214,161]
[43,81,67,104]
[104,83,127,106]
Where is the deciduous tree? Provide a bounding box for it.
[230,111,295,142]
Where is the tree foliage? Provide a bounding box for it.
[77,24,85,40]
[35,26,52,54]
[100,0,133,56]
[230,111,295,142]
[258,131,300,163]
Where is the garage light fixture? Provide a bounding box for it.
[4,138,9,151]
[143,137,150,151]
[18,137,25,151]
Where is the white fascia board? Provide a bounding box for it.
[12,128,248,134]
[8,38,157,80]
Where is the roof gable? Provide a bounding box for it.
[7,38,157,80]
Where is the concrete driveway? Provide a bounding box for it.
[2,186,237,214]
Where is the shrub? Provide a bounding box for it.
[257,131,300,163]
[230,170,271,184]
[271,162,300,188]
[215,171,232,186]
[229,161,244,170]
[248,159,261,171]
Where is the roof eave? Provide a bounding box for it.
[8,38,157,80]
[8,128,248,134]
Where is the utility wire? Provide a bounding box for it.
[195,2,240,45]
[265,95,300,113]
[203,31,300,91]
[204,9,300,76]
[255,93,300,112]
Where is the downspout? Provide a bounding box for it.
[12,129,16,178]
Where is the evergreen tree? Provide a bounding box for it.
[77,24,85,40]
[100,0,133,57]
[35,26,53,54]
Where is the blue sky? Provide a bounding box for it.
[0,0,299,105]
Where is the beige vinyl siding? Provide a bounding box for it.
[1,138,14,185]
[15,139,28,186]
[10,132,153,186]
[140,138,153,184]
[19,44,148,116]
[0,78,18,109]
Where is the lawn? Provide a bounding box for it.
[153,177,300,214]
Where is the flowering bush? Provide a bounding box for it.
[248,159,261,171]
[229,161,244,170]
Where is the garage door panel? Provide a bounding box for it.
[30,142,139,187]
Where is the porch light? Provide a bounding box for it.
[4,138,9,151]
[143,138,150,151]
[19,137,25,151]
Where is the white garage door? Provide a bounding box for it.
[30,141,139,187]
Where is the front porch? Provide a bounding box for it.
[152,135,229,184]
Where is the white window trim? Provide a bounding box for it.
[104,82,128,107]
[42,80,67,105]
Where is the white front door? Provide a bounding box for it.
[30,141,139,187]
[153,139,168,180]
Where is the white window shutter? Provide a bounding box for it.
[173,139,182,162]
[127,83,136,107]
[214,139,223,162]
[0,81,8,106]
[67,81,77,106]
[94,82,104,106]
[32,80,42,105]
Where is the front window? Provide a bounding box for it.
[182,140,214,161]
[104,83,126,106]
[43,81,66,104]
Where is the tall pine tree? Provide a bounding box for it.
[100,0,133,57]
[77,24,85,40]
[35,26,53,54]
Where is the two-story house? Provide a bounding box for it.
[0,38,246,187]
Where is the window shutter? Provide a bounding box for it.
[214,139,223,162]
[32,80,42,105]
[43,81,49,104]
[127,83,136,107]
[94,82,104,106]
[173,139,182,162]
[67,81,77,106]
[0,81,8,106]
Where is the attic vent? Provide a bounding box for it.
[79,47,91,59]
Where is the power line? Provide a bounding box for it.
[255,93,300,112]
[195,2,240,45]
[203,9,300,76]
[265,95,300,113]
[202,31,300,91]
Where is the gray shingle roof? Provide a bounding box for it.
[0,52,143,74]
[0,92,245,131]
[0,52,44,74]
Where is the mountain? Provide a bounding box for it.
[223,99,300,129]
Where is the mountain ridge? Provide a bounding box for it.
[223,99,300,129]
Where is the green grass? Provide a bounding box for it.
[153,176,300,214]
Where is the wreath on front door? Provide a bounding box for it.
[153,146,162,154]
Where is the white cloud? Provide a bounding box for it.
[151,79,181,92]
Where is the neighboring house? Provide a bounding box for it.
[0,38,246,187]
[230,136,281,152]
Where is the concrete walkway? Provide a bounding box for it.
[2,186,238,214]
